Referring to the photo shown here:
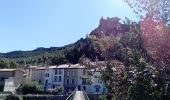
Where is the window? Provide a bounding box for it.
[54,76,57,82]
[39,80,41,84]
[1,77,4,81]
[83,69,86,75]
[103,88,106,92]
[83,86,86,91]
[98,80,101,84]
[59,69,62,74]
[55,69,58,75]
[59,76,62,82]
[82,79,86,85]
[45,73,49,77]
[96,87,99,93]
[45,80,48,85]
[52,85,55,88]
[72,79,75,85]
[67,79,69,84]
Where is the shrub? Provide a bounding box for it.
[6,95,22,100]
[98,95,107,100]
[0,94,6,100]
[19,82,43,95]
[47,86,64,95]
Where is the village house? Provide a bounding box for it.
[0,64,106,94]
[25,66,45,86]
[0,69,16,87]
[42,64,105,94]
[44,65,65,91]
[0,68,26,93]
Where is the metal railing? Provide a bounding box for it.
[65,87,77,100]
[65,86,89,100]
[83,91,89,100]
[82,87,89,100]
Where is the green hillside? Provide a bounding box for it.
[0,17,143,68]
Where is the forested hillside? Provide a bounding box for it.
[0,17,142,68]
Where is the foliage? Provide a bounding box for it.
[0,95,6,100]
[0,37,102,66]
[0,59,18,68]
[123,0,170,25]
[80,17,170,100]
[6,95,23,100]
[98,95,107,100]
[19,82,43,95]
[0,13,169,100]
[22,95,66,100]
[140,15,170,64]
[124,0,170,65]
[47,86,64,95]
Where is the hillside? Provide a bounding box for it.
[0,17,139,67]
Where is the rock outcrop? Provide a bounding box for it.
[91,17,130,37]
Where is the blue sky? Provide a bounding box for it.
[0,0,137,53]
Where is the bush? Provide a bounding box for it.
[19,82,43,95]
[0,95,6,100]
[47,86,64,95]
[98,95,107,100]
[6,95,22,100]
[0,85,4,92]
[23,95,66,100]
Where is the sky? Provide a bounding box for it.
[0,0,137,53]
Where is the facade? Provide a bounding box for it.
[25,66,45,86]
[2,68,26,93]
[64,65,80,92]
[77,68,90,92]
[89,72,106,93]
[78,68,105,94]
[52,66,64,87]
[43,64,87,93]
[44,66,55,90]
[0,64,105,94]
[0,69,15,86]
[14,69,26,88]
[24,64,105,94]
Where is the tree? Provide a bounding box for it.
[9,61,18,68]
[123,0,170,25]
[124,0,170,65]
[80,33,131,100]
[0,59,9,68]
[80,57,129,100]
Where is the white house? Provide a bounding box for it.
[89,71,106,93]
[78,68,105,94]
[26,64,106,94]
[44,65,65,90]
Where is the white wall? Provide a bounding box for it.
[89,72,105,94]
[44,68,53,89]
[52,68,64,87]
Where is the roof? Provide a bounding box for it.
[27,64,85,70]
[0,69,16,72]
[34,67,47,70]
[52,64,85,69]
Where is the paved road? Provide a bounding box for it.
[73,91,86,100]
